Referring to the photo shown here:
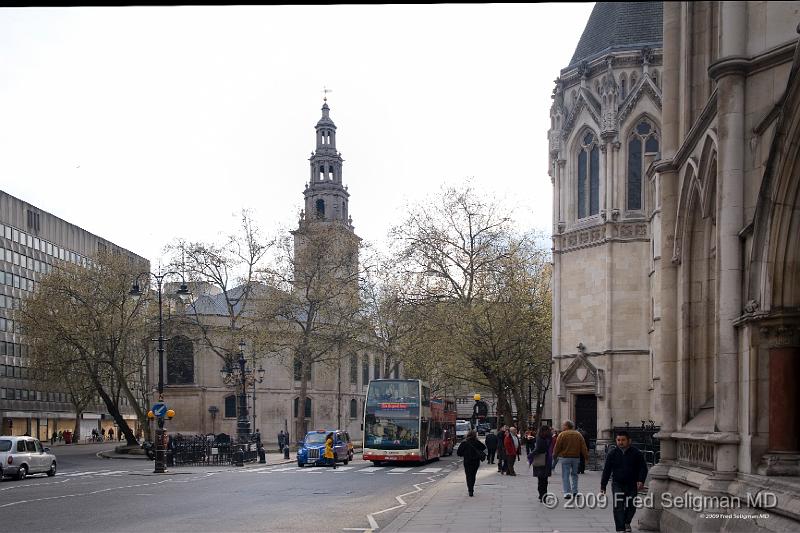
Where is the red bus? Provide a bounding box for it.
[363,379,453,464]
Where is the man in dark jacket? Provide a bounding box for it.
[484,430,498,464]
[601,431,648,533]
[456,430,486,497]
[495,426,507,474]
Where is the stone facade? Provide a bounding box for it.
[553,2,800,531]
[548,2,663,444]
[637,2,800,531]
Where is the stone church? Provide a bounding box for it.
[159,101,397,447]
[551,2,800,531]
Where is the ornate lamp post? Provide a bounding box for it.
[220,340,264,466]
[129,272,192,474]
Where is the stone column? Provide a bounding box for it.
[709,0,747,477]
[638,2,681,529]
[558,160,567,229]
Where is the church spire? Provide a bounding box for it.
[303,100,352,229]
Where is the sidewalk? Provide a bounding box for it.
[385,463,633,533]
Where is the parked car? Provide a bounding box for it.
[297,429,354,467]
[0,436,57,480]
[476,423,490,436]
[455,420,471,441]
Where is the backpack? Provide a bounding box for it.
[469,440,486,462]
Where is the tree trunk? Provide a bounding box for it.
[73,410,82,442]
[296,358,309,449]
[512,386,529,432]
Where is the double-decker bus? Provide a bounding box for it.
[363,379,453,464]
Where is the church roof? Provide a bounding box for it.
[567,2,663,68]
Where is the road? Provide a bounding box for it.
[0,443,462,532]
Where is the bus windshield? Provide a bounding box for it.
[366,380,419,405]
[365,417,419,450]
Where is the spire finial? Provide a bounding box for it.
[323,85,332,103]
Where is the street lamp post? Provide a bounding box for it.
[220,340,264,466]
[129,272,192,474]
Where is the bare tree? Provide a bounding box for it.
[258,220,365,442]
[17,252,149,445]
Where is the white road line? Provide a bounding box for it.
[333,466,354,472]
[387,468,412,474]
[419,467,442,473]
[356,467,382,474]
[61,471,110,477]
[95,471,128,476]
[242,467,273,473]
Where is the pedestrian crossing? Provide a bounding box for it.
[238,465,444,476]
[59,469,131,477]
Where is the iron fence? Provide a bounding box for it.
[166,433,260,466]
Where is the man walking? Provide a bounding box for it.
[278,430,285,452]
[504,426,520,476]
[601,431,648,533]
[577,425,588,474]
[484,429,498,464]
[553,420,589,499]
[496,426,507,474]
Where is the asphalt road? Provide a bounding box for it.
[0,443,462,533]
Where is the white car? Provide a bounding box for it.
[455,420,471,441]
[0,436,57,480]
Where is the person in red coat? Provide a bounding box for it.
[504,426,521,476]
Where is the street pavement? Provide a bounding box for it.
[0,443,461,533]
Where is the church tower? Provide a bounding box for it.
[293,99,360,287]
[302,99,354,228]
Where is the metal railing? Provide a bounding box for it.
[166,433,260,466]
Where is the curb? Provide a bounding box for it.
[97,450,297,466]
[382,463,463,533]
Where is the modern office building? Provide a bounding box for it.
[0,189,149,439]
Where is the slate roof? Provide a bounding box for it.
[567,2,663,68]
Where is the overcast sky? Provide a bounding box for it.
[0,4,594,266]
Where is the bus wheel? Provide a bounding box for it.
[372,461,382,467]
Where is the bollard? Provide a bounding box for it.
[284,446,290,460]
[258,445,266,464]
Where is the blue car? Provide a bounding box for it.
[297,429,354,467]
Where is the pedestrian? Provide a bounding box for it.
[553,420,589,499]
[525,428,537,455]
[484,429,498,464]
[278,430,285,452]
[100,427,106,441]
[531,424,554,502]
[577,425,589,474]
[496,426,507,474]
[51,431,57,445]
[601,431,648,533]
[108,427,114,441]
[324,432,337,469]
[456,429,486,497]
[504,426,520,476]
[58,430,63,443]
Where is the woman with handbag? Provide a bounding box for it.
[532,424,554,502]
[456,429,486,497]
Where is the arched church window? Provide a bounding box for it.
[166,335,194,384]
[577,131,600,219]
[315,199,325,218]
[620,73,627,100]
[319,165,325,181]
[349,399,357,419]
[374,356,381,380]
[627,118,660,211]
[294,357,312,381]
[293,397,312,418]
[652,70,659,88]
[224,395,237,418]
[328,165,334,180]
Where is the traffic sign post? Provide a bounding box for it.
[152,402,167,418]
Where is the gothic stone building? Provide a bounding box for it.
[551,2,800,531]
[548,2,664,445]
[159,102,398,446]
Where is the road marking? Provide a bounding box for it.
[356,467,382,474]
[419,467,442,473]
[333,466,354,472]
[62,470,110,477]
[271,467,299,472]
[387,468,412,474]
[242,467,273,473]
[95,471,128,476]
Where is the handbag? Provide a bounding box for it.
[532,452,547,467]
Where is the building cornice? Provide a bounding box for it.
[708,40,797,80]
